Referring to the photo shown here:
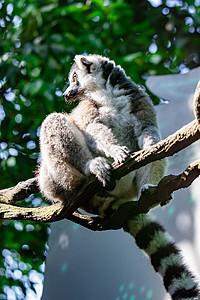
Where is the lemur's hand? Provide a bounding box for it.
[110,145,130,164]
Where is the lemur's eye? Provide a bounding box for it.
[72,73,77,82]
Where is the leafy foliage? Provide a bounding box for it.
[0,0,200,298]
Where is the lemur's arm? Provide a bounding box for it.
[136,127,166,194]
[85,121,130,164]
[82,121,130,187]
[132,97,166,193]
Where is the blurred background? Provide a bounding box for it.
[0,0,200,299]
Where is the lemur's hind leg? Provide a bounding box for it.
[38,112,111,203]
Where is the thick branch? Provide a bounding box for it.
[0,120,199,223]
[112,119,200,180]
[0,119,199,208]
[0,81,200,224]
[73,160,200,231]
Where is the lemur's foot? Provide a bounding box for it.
[85,157,111,187]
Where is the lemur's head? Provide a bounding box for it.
[63,54,118,102]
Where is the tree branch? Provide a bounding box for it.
[0,81,200,226]
[0,202,64,223]
[0,178,39,204]
[65,159,200,231]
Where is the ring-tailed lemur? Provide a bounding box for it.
[38,54,199,299]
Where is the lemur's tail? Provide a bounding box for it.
[125,213,200,300]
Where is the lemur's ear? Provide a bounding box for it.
[80,57,93,73]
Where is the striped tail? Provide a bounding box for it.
[125,213,200,300]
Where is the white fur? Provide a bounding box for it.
[127,214,155,237]
[146,230,174,256]
[158,253,183,277]
[109,172,136,199]
[168,273,198,296]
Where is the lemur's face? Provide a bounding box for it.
[63,54,115,102]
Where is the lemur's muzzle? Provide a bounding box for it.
[63,88,81,102]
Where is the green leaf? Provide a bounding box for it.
[23,80,43,96]
[149,54,162,65]
[123,52,143,62]
[40,4,57,13]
